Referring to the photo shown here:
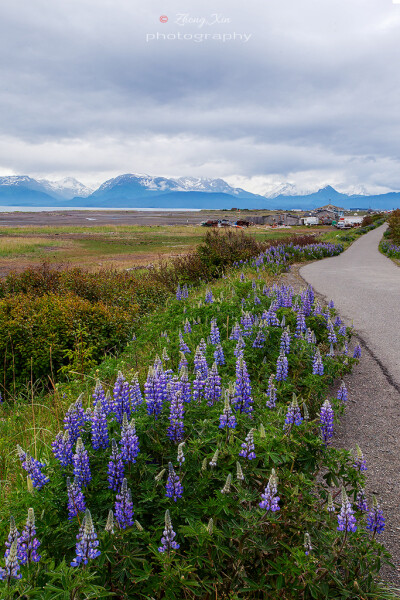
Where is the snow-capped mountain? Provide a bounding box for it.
[0,175,92,201]
[264,183,315,199]
[39,177,93,199]
[91,173,257,200]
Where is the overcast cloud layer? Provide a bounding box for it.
[1,0,400,194]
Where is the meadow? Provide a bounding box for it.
[0,218,393,599]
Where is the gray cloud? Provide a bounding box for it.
[0,0,400,193]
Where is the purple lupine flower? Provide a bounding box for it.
[312,349,324,375]
[304,532,313,556]
[295,308,306,337]
[199,338,207,354]
[337,488,357,532]
[234,334,246,358]
[334,315,342,326]
[176,351,187,372]
[115,478,134,529]
[91,401,109,450]
[356,489,368,512]
[63,395,85,444]
[276,352,289,381]
[0,539,21,582]
[182,284,189,299]
[145,366,164,419]
[179,332,191,354]
[113,373,131,424]
[259,470,280,512]
[241,312,254,336]
[233,357,253,415]
[219,394,237,429]
[254,294,261,305]
[92,379,112,416]
[313,302,322,315]
[353,344,362,358]
[284,397,303,431]
[73,438,91,488]
[327,343,335,357]
[130,373,143,412]
[252,329,265,348]
[120,414,140,463]
[184,319,192,334]
[70,509,101,567]
[327,321,337,344]
[18,509,41,566]
[167,389,184,443]
[306,328,316,344]
[67,477,86,520]
[205,288,214,303]
[239,429,256,460]
[194,347,208,378]
[266,374,277,408]
[342,341,349,356]
[328,300,334,309]
[229,322,242,340]
[165,462,183,502]
[17,446,49,490]
[210,318,220,345]
[176,284,182,301]
[213,343,225,365]
[338,325,347,337]
[366,496,385,534]
[52,430,73,466]
[353,444,367,471]
[204,362,222,407]
[4,517,22,562]
[179,367,192,403]
[320,399,334,445]
[108,439,125,491]
[337,380,348,403]
[192,370,206,403]
[158,509,180,553]
[280,329,291,354]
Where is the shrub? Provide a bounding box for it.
[0,292,134,396]
[387,209,400,243]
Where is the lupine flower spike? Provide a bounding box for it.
[67,477,86,520]
[239,429,256,460]
[108,439,125,491]
[327,492,335,513]
[304,532,312,555]
[353,444,367,471]
[73,438,91,487]
[19,508,41,565]
[366,495,385,535]
[70,509,101,566]
[356,489,368,512]
[320,399,334,445]
[0,539,21,582]
[165,462,183,501]
[337,488,357,532]
[221,473,232,494]
[115,478,134,529]
[284,397,303,431]
[105,510,115,534]
[209,449,219,468]
[259,469,280,512]
[158,510,180,553]
[177,442,185,466]
[353,344,362,358]
[337,380,348,403]
[236,461,244,481]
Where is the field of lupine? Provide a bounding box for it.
[380,240,400,259]
[0,238,398,599]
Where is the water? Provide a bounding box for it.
[0,206,201,213]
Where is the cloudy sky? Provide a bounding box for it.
[1,0,400,194]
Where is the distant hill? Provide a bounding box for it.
[0,174,399,210]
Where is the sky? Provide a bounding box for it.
[0,0,400,195]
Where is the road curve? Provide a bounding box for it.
[300,224,400,389]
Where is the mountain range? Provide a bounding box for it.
[0,174,399,210]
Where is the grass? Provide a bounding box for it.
[0,236,66,258]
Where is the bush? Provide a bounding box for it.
[387,209,400,243]
[0,292,134,396]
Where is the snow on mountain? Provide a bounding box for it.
[264,183,315,198]
[39,177,93,199]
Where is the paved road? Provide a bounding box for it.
[300,224,400,389]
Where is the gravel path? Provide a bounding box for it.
[295,227,400,584]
